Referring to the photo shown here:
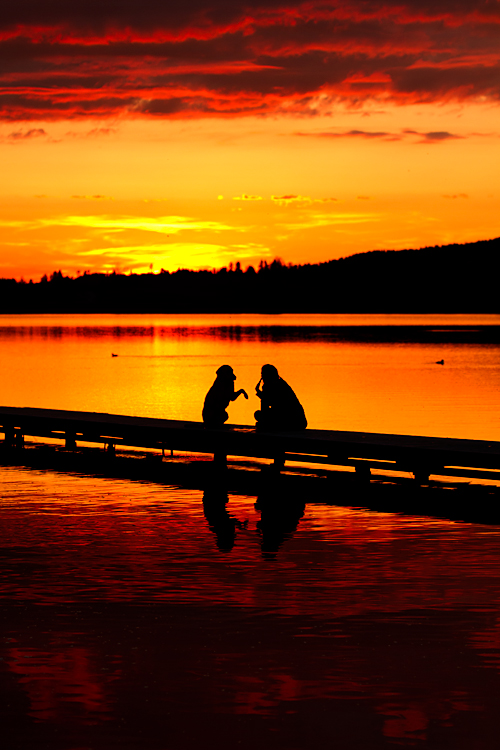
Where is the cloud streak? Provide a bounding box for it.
[294,128,466,143]
[0,214,243,236]
[0,1,499,121]
[4,127,47,140]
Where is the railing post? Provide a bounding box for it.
[4,426,15,447]
[4,427,24,449]
[414,468,430,485]
[355,463,371,481]
[213,450,227,468]
[65,432,77,450]
[272,453,285,472]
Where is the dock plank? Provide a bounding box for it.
[1,405,500,481]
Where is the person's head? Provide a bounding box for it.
[216,364,236,380]
[261,364,279,382]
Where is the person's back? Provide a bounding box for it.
[269,377,307,430]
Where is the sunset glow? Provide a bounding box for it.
[1,0,499,279]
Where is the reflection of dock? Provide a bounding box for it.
[2,405,500,485]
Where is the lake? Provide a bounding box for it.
[1,314,500,749]
[1,313,500,439]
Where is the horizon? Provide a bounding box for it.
[2,234,499,284]
[1,1,500,279]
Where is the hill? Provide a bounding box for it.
[0,237,499,313]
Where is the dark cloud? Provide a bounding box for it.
[1,1,498,36]
[6,127,47,139]
[0,1,499,120]
[295,128,464,143]
[305,129,393,139]
[134,98,189,115]
[420,131,463,142]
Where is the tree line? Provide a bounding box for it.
[1,237,498,313]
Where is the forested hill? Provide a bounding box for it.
[1,236,499,313]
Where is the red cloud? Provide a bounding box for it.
[0,1,499,121]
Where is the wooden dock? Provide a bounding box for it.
[1,405,500,484]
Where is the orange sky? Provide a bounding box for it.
[1,0,499,279]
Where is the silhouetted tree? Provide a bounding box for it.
[0,238,499,313]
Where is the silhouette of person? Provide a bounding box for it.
[254,364,307,431]
[202,365,248,427]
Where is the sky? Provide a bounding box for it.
[1,0,499,279]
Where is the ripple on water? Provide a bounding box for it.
[1,465,500,614]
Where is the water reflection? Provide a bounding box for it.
[2,319,500,344]
[2,463,500,747]
[1,313,500,439]
[203,484,248,552]
[255,481,305,559]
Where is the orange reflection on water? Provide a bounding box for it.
[2,467,500,747]
[0,313,500,440]
[1,466,500,617]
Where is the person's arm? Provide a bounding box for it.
[230,387,248,401]
[233,388,249,401]
[259,385,271,412]
[255,378,263,400]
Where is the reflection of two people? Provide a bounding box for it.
[202,363,307,431]
[202,486,248,553]
[203,484,305,558]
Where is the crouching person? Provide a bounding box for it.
[254,364,307,431]
[203,365,248,428]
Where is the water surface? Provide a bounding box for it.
[2,314,500,748]
[1,313,499,439]
[2,466,500,749]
